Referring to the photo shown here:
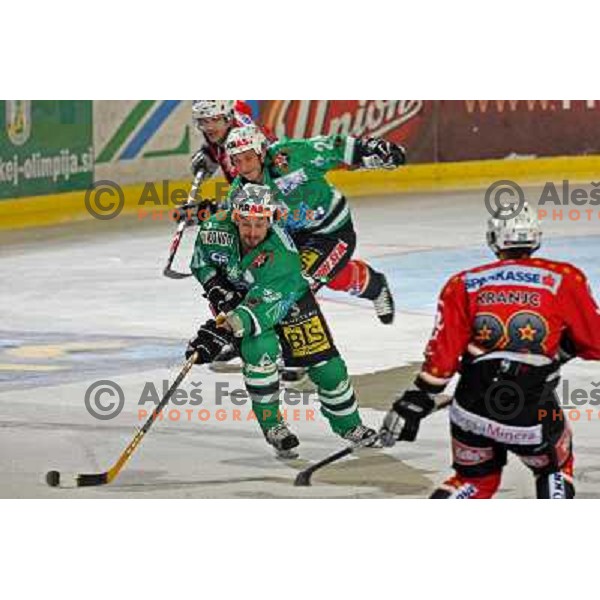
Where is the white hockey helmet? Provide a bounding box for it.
[192,100,235,129]
[225,125,267,158]
[232,183,276,222]
[487,201,542,255]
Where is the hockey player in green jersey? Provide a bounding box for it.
[185,183,377,456]
[223,125,406,326]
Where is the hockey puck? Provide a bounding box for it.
[46,470,60,487]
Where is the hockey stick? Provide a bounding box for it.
[46,352,198,488]
[294,394,454,487]
[163,171,204,279]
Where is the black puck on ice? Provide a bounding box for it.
[46,470,60,487]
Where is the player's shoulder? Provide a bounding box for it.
[529,256,589,286]
[270,135,323,154]
[265,224,297,255]
[267,136,296,154]
[460,258,506,277]
[443,259,501,286]
[454,257,568,278]
[451,256,589,290]
[263,139,299,172]
[529,256,586,276]
[440,259,505,294]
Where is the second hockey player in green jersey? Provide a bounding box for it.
[224,125,405,326]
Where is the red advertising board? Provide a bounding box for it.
[258,100,600,164]
[259,101,436,164]
[437,100,600,161]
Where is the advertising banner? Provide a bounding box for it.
[437,100,600,161]
[0,101,93,200]
[258,100,600,164]
[259,100,436,163]
[94,100,196,185]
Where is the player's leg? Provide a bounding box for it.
[239,330,299,455]
[297,220,395,324]
[430,425,506,499]
[308,358,357,433]
[535,459,574,499]
[327,260,395,324]
[514,405,575,499]
[278,291,376,442]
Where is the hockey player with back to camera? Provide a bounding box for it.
[380,203,600,499]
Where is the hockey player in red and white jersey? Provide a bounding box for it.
[174,100,275,224]
[190,100,274,185]
[380,203,600,498]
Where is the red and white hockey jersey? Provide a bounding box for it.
[200,100,276,183]
[421,256,600,386]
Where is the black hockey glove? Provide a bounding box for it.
[354,137,406,170]
[203,276,244,315]
[174,199,219,225]
[380,388,436,447]
[185,319,235,365]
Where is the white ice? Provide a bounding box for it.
[1,186,599,498]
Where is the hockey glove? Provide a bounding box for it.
[379,388,435,447]
[185,319,235,365]
[354,138,406,170]
[203,276,244,315]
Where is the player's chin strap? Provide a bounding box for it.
[163,171,204,279]
[294,394,453,486]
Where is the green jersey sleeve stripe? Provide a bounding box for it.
[344,136,356,165]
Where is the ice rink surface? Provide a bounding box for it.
[1,185,599,498]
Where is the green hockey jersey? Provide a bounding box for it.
[190,210,308,337]
[227,135,356,236]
